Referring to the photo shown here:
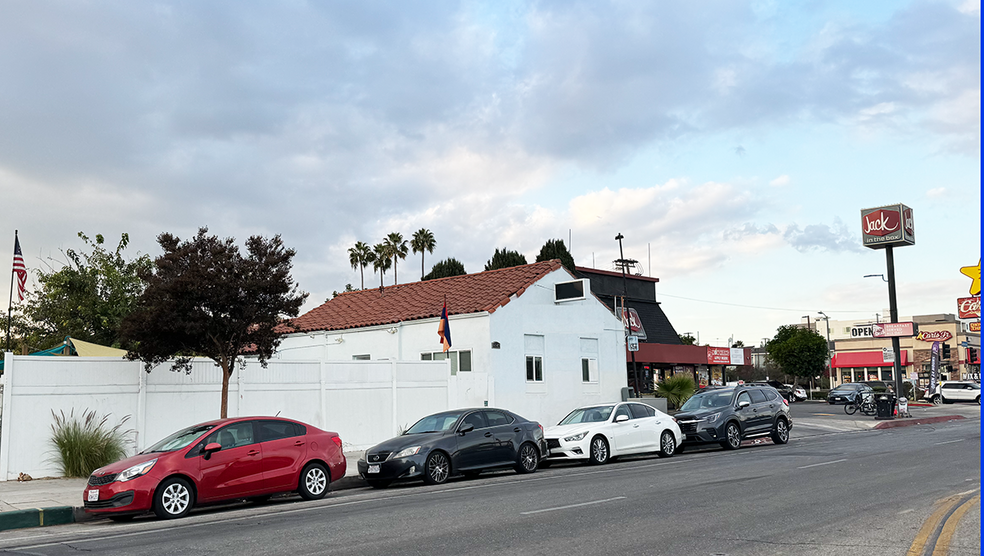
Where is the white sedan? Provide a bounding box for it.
[543,402,683,465]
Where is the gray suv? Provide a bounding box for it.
[674,385,792,451]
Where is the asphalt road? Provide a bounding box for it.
[0,404,978,556]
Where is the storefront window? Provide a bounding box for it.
[881,368,893,381]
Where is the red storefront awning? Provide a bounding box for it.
[831,350,909,368]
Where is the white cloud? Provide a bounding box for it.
[769,175,790,187]
[926,187,947,198]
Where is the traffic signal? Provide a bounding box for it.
[941,343,951,359]
[968,347,978,364]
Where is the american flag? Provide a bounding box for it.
[12,233,26,302]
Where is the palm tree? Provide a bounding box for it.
[410,228,436,280]
[383,232,409,284]
[372,243,391,289]
[348,241,375,290]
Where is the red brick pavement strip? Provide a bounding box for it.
[873,415,966,430]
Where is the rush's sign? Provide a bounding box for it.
[861,204,915,249]
[958,297,980,319]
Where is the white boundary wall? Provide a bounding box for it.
[0,354,451,481]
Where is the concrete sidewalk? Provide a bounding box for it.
[0,451,367,530]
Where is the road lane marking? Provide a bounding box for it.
[797,458,847,469]
[932,494,979,556]
[933,439,964,446]
[521,496,626,515]
[907,490,980,556]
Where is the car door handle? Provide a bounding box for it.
[294,441,305,446]
[248,450,260,456]
[485,432,493,437]
[513,427,522,432]
[633,424,640,428]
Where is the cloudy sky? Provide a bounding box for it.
[1,0,979,347]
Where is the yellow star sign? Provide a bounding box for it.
[960,260,980,296]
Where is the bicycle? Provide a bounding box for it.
[844,392,877,416]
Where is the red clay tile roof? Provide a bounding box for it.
[288,260,568,333]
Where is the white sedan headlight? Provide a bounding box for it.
[394,446,421,458]
[564,432,589,442]
[117,459,157,482]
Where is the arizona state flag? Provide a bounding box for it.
[437,300,452,352]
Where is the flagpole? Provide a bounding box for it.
[6,230,17,353]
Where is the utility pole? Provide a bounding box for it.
[615,233,641,394]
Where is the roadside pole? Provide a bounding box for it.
[886,246,905,398]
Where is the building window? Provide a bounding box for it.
[421,350,472,375]
[526,356,543,382]
[581,358,598,383]
[352,354,370,361]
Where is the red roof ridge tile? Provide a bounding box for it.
[287,260,568,333]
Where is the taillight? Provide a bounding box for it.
[331,436,342,448]
[782,398,789,406]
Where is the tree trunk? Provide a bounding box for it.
[421,254,425,280]
[393,258,398,284]
[359,266,364,290]
[220,357,231,419]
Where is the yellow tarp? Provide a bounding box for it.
[69,338,127,357]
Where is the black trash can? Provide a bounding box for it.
[874,392,896,420]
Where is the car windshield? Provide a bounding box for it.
[141,424,215,454]
[832,385,858,392]
[680,390,734,411]
[405,411,466,434]
[559,405,615,425]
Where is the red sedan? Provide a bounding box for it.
[83,416,345,520]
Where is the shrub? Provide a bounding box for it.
[655,374,697,410]
[50,409,131,478]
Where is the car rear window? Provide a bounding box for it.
[629,404,652,419]
[748,389,768,403]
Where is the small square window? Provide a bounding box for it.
[352,354,370,361]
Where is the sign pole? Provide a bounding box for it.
[885,246,905,398]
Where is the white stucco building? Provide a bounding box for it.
[276,260,628,425]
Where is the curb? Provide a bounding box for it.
[0,506,75,532]
[874,415,966,430]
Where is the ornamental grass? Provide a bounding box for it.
[49,409,131,478]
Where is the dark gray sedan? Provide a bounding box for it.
[827,383,873,405]
[357,408,548,488]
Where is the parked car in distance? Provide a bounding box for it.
[357,408,547,488]
[749,380,797,402]
[860,380,894,392]
[827,383,873,405]
[792,385,807,402]
[925,381,981,405]
[674,384,792,451]
[84,417,345,520]
[542,402,683,465]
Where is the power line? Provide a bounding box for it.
[658,293,873,314]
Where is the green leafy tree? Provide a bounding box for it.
[679,333,696,346]
[410,228,436,281]
[535,239,575,273]
[17,232,152,351]
[766,325,828,384]
[372,243,392,288]
[121,228,308,419]
[383,232,409,284]
[348,241,375,290]
[484,248,527,271]
[424,258,466,280]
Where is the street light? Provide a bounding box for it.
[818,311,832,390]
[864,274,889,282]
